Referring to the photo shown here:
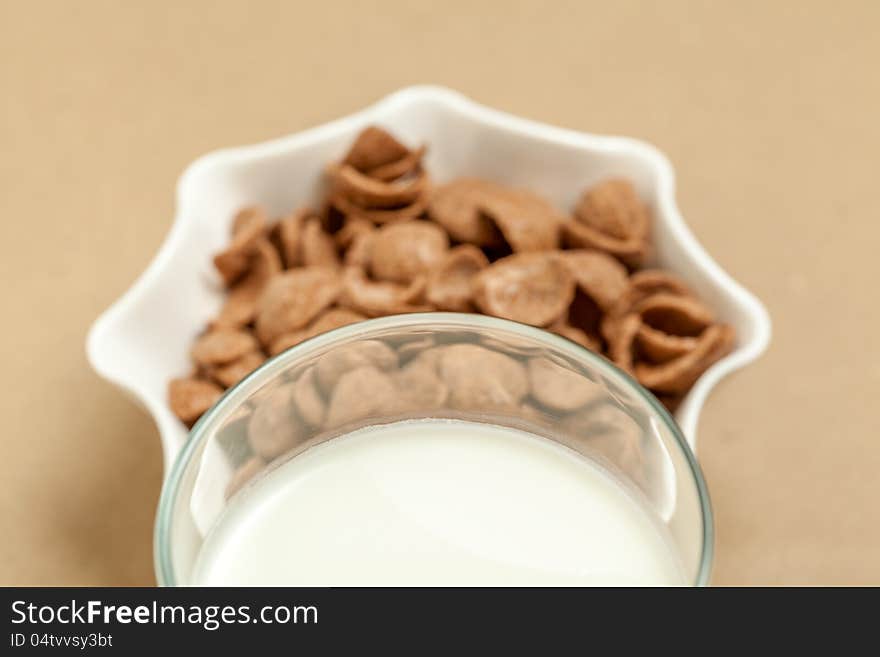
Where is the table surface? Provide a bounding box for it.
[2,1,878,586]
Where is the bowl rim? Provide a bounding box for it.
[154,312,715,587]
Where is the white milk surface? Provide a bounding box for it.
[192,419,686,586]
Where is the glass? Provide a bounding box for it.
[155,313,713,585]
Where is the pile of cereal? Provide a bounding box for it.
[169,127,734,427]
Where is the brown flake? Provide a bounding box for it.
[477,187,562,252]
[268,308,367,356]
[431,177,563,251]
[601,270,691,344]
[395,335,437,363]
[438,344,528,411]
[213,206,268,285]
[636,324,698,363]
[248,383,304,460]
[343,126,411,173]
[267,330,309,357]
[328,163,428,209]
[561,404,644,481]
[635,293,714,337]
[168,377,224,425]
[606,313,641,373]
[428,178,505,245]
[634,324,735,394]
[273,208,309,268]
[473,253,574,326]
[558,249,629,311]
[324,365,398,428]
[291,367,325,428]
[341,224,375,268]
[308,307,367,336]
[404,345,447,373]
[301,217,340,268]
[338,266,432,317]
[254,267,342,346]
[562,220,648,268]
[331,192,429,224]
[388,357,450,412]
[629,269,691,299]
[215,239,282,327]
[548,320,601,353]
[575,179,650,240]
[527,357,604,412]
[314,340,398,394]
[426,244,489,312]
[208,350,265,389]
[369,220,449,283]
[367,145,426,181]
[562,179,651,267]
[335,216,374,250]
[191,328,259,367]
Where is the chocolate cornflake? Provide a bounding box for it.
[301,217,340,268]
[562,179,650,267]
[331,192,429,225]
[328,127,430,227]
[291,367,326,428]
[634,324,735,394]
[438,344,529,412]
[558,249,629,311]
[428,178,563,252]
[343,126,412,173]
[314,340,398,395]
[324,365,398,428]
[561,403,646,483]
[213,206,268,285]
[527,357,604,412]
[248,383,303,460]
[338,266,432,317]
[426,244,489,312]
[254,267,342,346]
[273,208,309,268]
[329,163,428,210]
[477,187,562,252]
[168,377,224,426]
[268,308,367,356]
[191,328,259,367]
[208,351,265,388]
[548,320,601,352]
[602,271,733,394]
[428,178,506,245]
[387,356,450,412]
[473,253,575,327]
[214,239,281,327]
[369,220,449,283]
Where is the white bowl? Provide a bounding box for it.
[86,85,771,473]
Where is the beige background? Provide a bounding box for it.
[1,0,878,586]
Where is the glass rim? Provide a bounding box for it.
[154,312,714,586]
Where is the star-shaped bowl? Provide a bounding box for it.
[87,85,770,472]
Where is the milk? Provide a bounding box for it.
[192,419,686,586]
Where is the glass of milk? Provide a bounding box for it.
[155,313,713,586]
